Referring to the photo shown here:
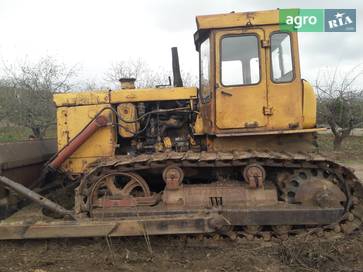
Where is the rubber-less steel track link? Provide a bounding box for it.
[80,150,360,191]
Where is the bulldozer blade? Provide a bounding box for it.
[0,139,56,218]
[0,139,56,188]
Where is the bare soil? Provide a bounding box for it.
[347,163,363,181]
[1,231,363,272]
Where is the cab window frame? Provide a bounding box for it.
[198,36,212,104]
[219,33,262,88]
[269,31,295,84]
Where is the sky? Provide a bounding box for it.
[0,0,362,87]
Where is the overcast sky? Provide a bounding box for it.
[0,0,362,87]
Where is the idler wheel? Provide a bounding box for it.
[243,164,266,188]
[162,165,184,190]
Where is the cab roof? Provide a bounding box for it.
[194,9,280,49]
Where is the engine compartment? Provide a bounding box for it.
[116,100,199,155]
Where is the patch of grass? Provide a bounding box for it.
[0,126,32,142]
[317,134,363,162]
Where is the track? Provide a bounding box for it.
[0,150,362,241]
[73,150,363,241]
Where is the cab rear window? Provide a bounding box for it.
[270,32,294,83]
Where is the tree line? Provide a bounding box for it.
[0,57,362,149]
[0,57,196,138]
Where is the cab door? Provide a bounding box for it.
[265,27,303,129]
[215,28,267,130]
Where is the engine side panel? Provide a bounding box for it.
[110,87,197,103]
[56,104,116,173]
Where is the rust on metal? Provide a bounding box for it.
[215,128,326,137]
[0,204,346,240]
[119,78,136,89]
[294,178,346,207]
[89,172,158,213]
[0,139,56,188]
[0,139,56,218]
[243,164,266,188]
[1,9,363,244]
[0,148,361,240]
[94,194,160,208]
[162,165,184,190]
[162,183,277,207]
[0,215,218,240]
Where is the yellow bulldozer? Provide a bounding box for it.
[0,9,362,240]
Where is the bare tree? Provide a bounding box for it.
[106,59,144,84]
[0,82,7,122]
[76,79,110,92]
[315,65,363,150]
[180,71,198,88]
[0,91,9,123]
[106,59,197,89]
[2,57,77,138]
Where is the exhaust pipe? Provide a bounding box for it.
[171,47,183,87]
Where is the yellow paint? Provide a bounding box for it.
[302,80,317,128]
[52,9,320,176]
[117,103,139,138]
[264,26,303,130]
[196,10,279,31]
[194,113,204,135]
[215,28,268,129]
[216,128,325,137]
[54,91,110,107]
[110,87,197,103]
[163,137,172,149]
[213,24,305,132]
[56,104,116,173]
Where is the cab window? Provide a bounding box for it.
[270,32,294,83]
[200,38,210,101]
[221,35,260,86]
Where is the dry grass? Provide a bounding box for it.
[1,232,363,272]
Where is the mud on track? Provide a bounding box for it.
[0,230,363,272]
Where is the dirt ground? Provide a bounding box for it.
[346,163,363,181]
[1,231,363,272]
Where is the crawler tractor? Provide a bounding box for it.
[0,9,362,240]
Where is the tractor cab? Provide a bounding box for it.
[194,10,315,135]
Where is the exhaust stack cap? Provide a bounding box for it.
[119,78,136,89]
